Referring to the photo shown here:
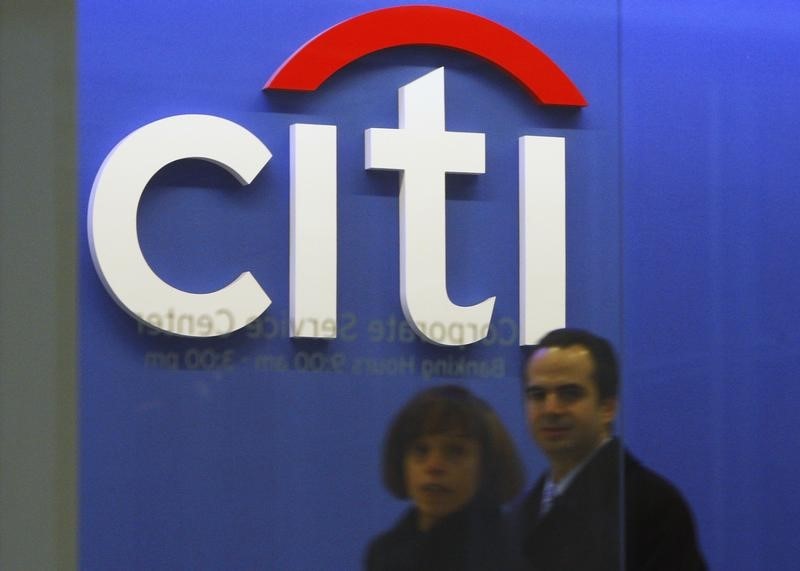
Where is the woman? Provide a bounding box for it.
[365,385,525,571]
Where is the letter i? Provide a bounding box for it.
[519,135,566,345]
[290,124,337,338]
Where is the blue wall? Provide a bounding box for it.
[79,1,800,569]
[621,3,800,570]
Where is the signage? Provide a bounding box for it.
[87,6,585,346]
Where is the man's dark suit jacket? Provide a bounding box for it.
[516,439,707,571]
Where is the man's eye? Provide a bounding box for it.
[557,386,584,402]
[526,388,546,401]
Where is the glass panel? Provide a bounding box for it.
[78,1,621,568]
[8,2,799,569]
[621,2,800,570]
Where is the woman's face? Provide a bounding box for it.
[404,431,481,531]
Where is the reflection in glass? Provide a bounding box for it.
[365,385,524,570]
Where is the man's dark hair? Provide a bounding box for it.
[382,385,525,504]
[532,328,619,400]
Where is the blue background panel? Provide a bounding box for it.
[80,1,620,569]
[621,2,800,570]
[79,1,800,570]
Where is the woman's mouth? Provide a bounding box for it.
[420,483,451,495]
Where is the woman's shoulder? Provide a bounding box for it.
[364,509,420,571]
[364,504,513,571]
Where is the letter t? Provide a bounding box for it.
[365,68,495,346]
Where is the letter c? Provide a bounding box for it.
[88,114,271,337]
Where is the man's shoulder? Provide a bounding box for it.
[622,450,708,570]
[623,450,690,504]
[622,448,700,532]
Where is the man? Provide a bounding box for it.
[516,328,706,571]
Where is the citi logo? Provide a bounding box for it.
[88,6,585,347]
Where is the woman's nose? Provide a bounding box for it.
[424,450,447,473]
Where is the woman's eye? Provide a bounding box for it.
[410,443,429,457]
[444,444,466,459]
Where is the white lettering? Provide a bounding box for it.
[519,136,566,344]
[290,123,337,338]
[365,68,495,346]
[89,70,568,346]
[88,114,272,337]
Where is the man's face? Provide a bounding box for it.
[524,345,617,474]
[404,431,481,531]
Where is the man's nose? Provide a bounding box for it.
[542,392,564,413]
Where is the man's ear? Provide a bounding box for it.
[600,397,618,426]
